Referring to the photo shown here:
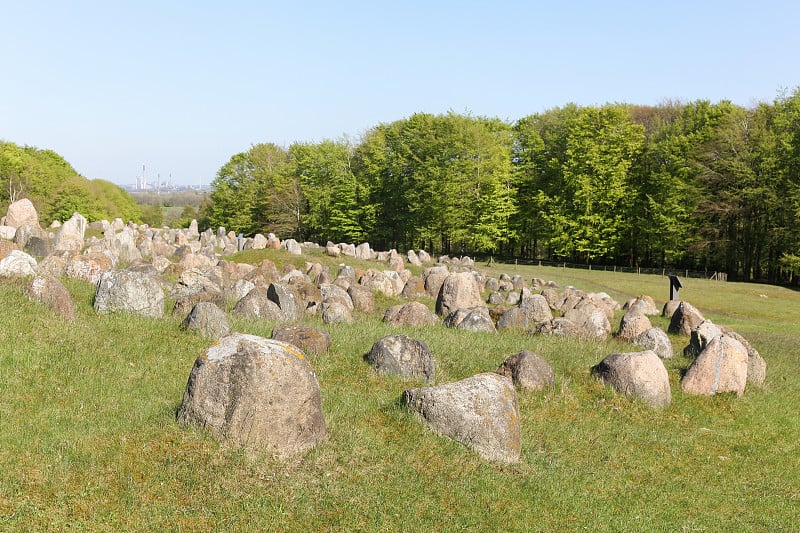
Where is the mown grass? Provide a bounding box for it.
[1,252,799,531]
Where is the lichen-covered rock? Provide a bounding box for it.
[681,335,748,396]
[495,350,554,391]
[25,274,75,320]
[181,302,230,339]
[5,198,39,229]
[592,350,671,408]
[519,293,553,326]
[401,276,427,298]
[401,373,520,463]
[53,212,87,253]
[321,301,353,324]
[94,269,164,318]
[383,301,440,327]
[267,282,304,321]
[496,306,528,331]
[633,327,673,359]
[177,333,326,457]
[683,320,723,358]
[530,317,590,339]
[367,334,435,383]
[443,306,497,333]
[272,325,331,356]
[64,253,113,285]
[0,249,36,277]
[435,272,483,316]
[346,284,374,314]
[232,287,285,320]
[616,311,653,342]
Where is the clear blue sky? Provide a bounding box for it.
[2,1,798,187]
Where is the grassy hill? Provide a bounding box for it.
[1,249,798,531]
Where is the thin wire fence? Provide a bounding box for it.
[485,258,727,281]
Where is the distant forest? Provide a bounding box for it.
[202,90,800,283]
[4,90,800,283]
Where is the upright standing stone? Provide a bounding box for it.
[93,270,164,318]
[681,335,748,396]
[435,272,483,316]
[5,198,39,229]
[53,212,87,253]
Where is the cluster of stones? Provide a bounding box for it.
[0,198,768,463]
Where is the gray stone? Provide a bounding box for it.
[496,306,528,331]
[681,335,748,396]
[633,327,674,359]
[267,282,304,321]
[272,325,331,356]
[401,373,520,463]
[94,269,164,318]
[5,198,39,228]
[25,274,75,320]
[683,320,723,358]
[720,327,766,386]
[616,311,653,342]
[367,334,435,383]
[495,350,554,391]
[383,301,440,327]
[564,305,611,340]
[422,266,449,298]
[347,284,375,314]
[443,306,497,333]
[177,333,326,457]
[401,276,427,298]
[520,293,553,325]
[232,287,285,320]
[181,302,231,339]
[592,350,671,407]
[0,249,36,277]
[321,301,353,324]
[53,212,87,253]
[662,299,681,318]
[435,272,483,316]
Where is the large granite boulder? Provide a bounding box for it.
[5,198,39,228]
[592,350,671,408]
[271,325,331,356]
[0,249,37,277]
[681,335,749,396]
[443,306,497,333]
[633,327,673,359]
[181,302,230,340]
[24,274,75,320]
[232,287,285,320]
[347,285,375,313]
[402,373,521,463]
[267,282,304,321]
[177,333,326,457]
[366,334,435,383]
[435,272,483,316]
[64,253,113,285]
[720,327,766,386]
[53,212,87,253]
[94,269,164,318]
[383,301,440,327]
[495,350,555,391]
[616,311,653,342]
[564,305,611,340]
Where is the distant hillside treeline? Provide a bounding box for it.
[202,90,800,283]
[0,141,141,224]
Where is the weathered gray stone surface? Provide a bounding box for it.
[232,287,285,320]
[668,301,705,335]
[616,311,653,342]
[436,272,483,316]
[346,284,375,314]
[366,334,435,383]
[496,306,528,331]
[530,317,589,339]
[623,295,659,316]
[25,274,75,320]
[564,305,611,340]
[5,198,39,229]
[520,293,553,325]
[401,276,427,298]
[422,266,449,298]
[0,249,37,277]
[53,212,87,253]
[64,253,113,284]
[319,283,353,310]
[495,350,554,391]
[443,306,497,333]
[94,269,164,318]
[177,333,326,457]
[633,327,673,359]
[267,282,304,321]
[383,301,440,327]
[681,335,748,396]
[682,320,723,358]
[401,373,521,463]
[181,302,230,339]
[321,301,353,324]
[355,242,373,260]
[592,350,671,407]
[271,325,331,355]
[283,238,302,255]
[720,327,766,386]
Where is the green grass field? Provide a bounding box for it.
[1,250,798,532]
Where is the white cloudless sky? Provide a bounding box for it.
[2,0,798,187]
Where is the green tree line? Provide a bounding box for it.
[0,141,141,225]
[201,90,800,282]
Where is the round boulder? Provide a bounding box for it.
[383,301,440,327]
[592,350,671,408]
[176,333,326,457]
[366,334,435,383]
[181,302,230,340]
[94,269,164,318]
[495,350,555,391]
[401,373,521,463]
[272,325,331,356]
